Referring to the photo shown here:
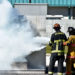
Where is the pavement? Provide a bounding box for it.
[0,70,65,75]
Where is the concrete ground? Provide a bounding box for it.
[0,70,65,75]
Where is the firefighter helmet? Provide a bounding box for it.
[53,23,61,29]
[67,27,74,32]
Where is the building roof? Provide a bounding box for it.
[8,0,75,7]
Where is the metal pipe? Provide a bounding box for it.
[29,0,31,3]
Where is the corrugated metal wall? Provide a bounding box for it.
[8,0,29,6]
[8,0,75,7]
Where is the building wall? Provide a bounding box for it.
[14,4,47,15]
[47,7,68,19]
[14,4,47,36]
[14,3,75,37]
[46,19,75,37]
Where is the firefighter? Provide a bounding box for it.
[63,27,75,75]
[48,23,67,75]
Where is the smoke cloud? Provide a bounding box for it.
[0,0,49,70]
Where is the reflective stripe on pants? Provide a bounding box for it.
[48,71,53,74]
[58,72,63,75]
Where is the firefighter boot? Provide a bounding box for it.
[72,63,75,75]
[73,63,75,68]
[58,73,63,75]
[48,72,53,75]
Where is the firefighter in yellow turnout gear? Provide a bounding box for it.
[63,27,75,75]
[48,23,67,75]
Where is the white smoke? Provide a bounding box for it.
[0,0,49,70]
[0,0,12,27]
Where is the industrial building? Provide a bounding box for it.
[5,0,75,74]
[8,0,75,19]
[8,0,75,36]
